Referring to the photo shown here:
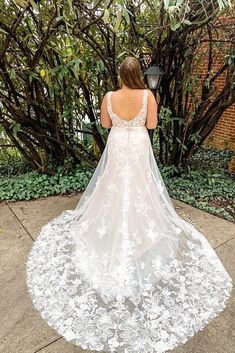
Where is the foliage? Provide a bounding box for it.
[0,164,93,201]
[0,152,33,177]
[0,0,234,173]
[0,144,33,176]
[0,143,234,222]
[158,146,235,222]
[162,167,234,222]
[187,145,234,174]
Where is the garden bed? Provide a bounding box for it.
[0,145,234,223]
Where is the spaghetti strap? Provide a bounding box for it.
[106,91,113,117]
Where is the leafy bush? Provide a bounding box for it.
[188,145,233,175]
[0,154,33,177]
[0,165,93,201]
[157,146,235,222]
[0,145,234,222]
[161,167,234,222]
[0,145,33,176]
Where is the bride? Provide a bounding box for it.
[26,56,233,353]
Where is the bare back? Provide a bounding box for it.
[110,89,146,121]
[101,87,158,129]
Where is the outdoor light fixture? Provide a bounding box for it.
[144,64,164,91]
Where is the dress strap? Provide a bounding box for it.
[143,89,148,112]
[106,91,113,117]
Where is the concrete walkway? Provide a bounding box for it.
[0,194,234,353]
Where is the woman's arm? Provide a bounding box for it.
[100,93,113,128]
[145,89,158,129]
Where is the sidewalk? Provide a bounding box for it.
[0,194,234,353]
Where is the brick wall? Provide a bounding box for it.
[199,13,235,151]
[202,53,235,151]
[203,106,235,151]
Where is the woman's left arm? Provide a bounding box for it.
[100,93,113,128]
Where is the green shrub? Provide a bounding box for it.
[158,146,235,222]
[0,145,234,222]
[0,165,93,201]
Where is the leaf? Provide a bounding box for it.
[29,0,39,11]
[163,0,170,8]
[40,69,46,77]
[14,0,28,7]
[70,67,78,79]
[114,9,122,33]
[168,5,178,15]
[170,20,181,31]
[217,0,227,10]
[176,137,181,144]
[102,9,109,24]
[10,69,16,79]
[205,77,210,88]
[123,9,130,25]
[0,28,8,34]
[55,16,64,22]
[183,19,192,25]
[10,122,21,137]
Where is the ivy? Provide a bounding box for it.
[0,165,93,202]
[0,145,234,223]
[154,145,235,222]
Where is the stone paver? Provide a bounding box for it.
[7,193,82,240]
[172,198,235,248]
[0,204,59,353]
[36,338,91,353]
[0,194,234,353]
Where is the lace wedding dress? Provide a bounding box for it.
[26,89,233,353]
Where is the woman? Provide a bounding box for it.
[26,56,233,353]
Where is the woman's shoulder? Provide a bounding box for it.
[145,89,156,99]
[102,91,112,100]
[145,88,153,95]
[104,90,115,97]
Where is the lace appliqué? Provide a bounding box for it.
[26,210,233,353]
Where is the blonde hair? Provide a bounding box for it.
[119,56,146,89]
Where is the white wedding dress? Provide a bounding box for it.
[26,89,233,353]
